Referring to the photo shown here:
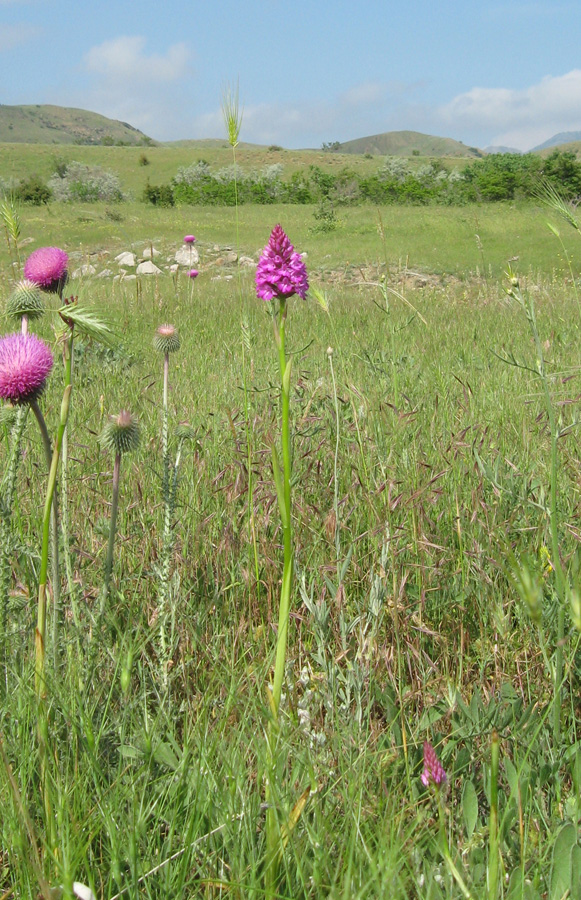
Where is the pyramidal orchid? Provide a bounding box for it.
[256,225,308,303]
[259,225,309,897]
[421,741,447,788]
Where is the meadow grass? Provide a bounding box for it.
[1,201,581,899]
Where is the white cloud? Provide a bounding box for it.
[84,36,189,85]
[65,36,192,137]
[0,21,39,51]
[341,82,388,107]
[437,70,581,150]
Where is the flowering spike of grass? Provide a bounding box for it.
[221,81,243,149]
[57,301,117,348]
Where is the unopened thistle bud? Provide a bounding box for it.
[100,410,140,456]
[153,323,181,355]
[6,280,45,322]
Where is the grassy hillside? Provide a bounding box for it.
[0,104,152,145]
[0,142,408,197]
[535,139,581,158]
[338,129,484,158]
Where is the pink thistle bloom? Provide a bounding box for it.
[255,224,308,303]
[421,741,447,788]
[24,247,68,293]
[188,269,199,279]
[0,332,53,404]
[183,235,196,244]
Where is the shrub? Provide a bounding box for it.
[142,180,174,207]
[13,174,52,205]
[138,153,150,167]
[48,162,126,203]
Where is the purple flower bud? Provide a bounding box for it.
[23,247,68,293]
[183,235,196,244]
[421,741,447,788]
[188,269,199,279]
[255,225,308,303]
[0,332,53,404]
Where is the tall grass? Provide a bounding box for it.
[1,202,581,897]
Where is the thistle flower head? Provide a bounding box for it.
[421,741,447,788]
[188,269,199,279]
[255,225,308,303]
[6,280,45,322]
[183,234,196,244]
[153,323,181,354]
[23,246,68,293]
[0,332,53,404]
[100,410,140,456]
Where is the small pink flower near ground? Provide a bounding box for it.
[188,269,199,279]
[255,224,308,302]
[0,332,53,403]
[421,741,447,788]
[183,235,196,244]
[23,247,68,293]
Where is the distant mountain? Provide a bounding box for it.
[337,130,484,158]
[530,131,581,152]
[0,104,153,145]
[484,145,522,155]
[164,138,268,150]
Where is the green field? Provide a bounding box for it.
[1,196,581,899]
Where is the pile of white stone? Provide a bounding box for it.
[71,243,257,282]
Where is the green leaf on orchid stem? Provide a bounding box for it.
[271,444,288,528]
[282,357,293,397]
[280,786,311,851]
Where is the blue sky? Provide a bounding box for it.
[1,0,581,151]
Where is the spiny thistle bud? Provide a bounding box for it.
[183,234,196,244]
[175,422,196,442]
[23,246,68,293]
[6,280,45,322]
[153,323,181,354]
[0,403,17,428]
[0,332,53,404]
[100,410,140,456]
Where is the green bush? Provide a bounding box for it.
[13,174,52,205]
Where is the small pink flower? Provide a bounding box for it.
[421,741,447,788]
[0,332,53,404]
[183,235,196,244]
[23,247,68,293]
[188,269,199,279]
[255,224,308,302]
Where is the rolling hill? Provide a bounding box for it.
[337,130,484,158]
[0,104,153,146]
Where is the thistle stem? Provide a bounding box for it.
[103,453,121,603]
